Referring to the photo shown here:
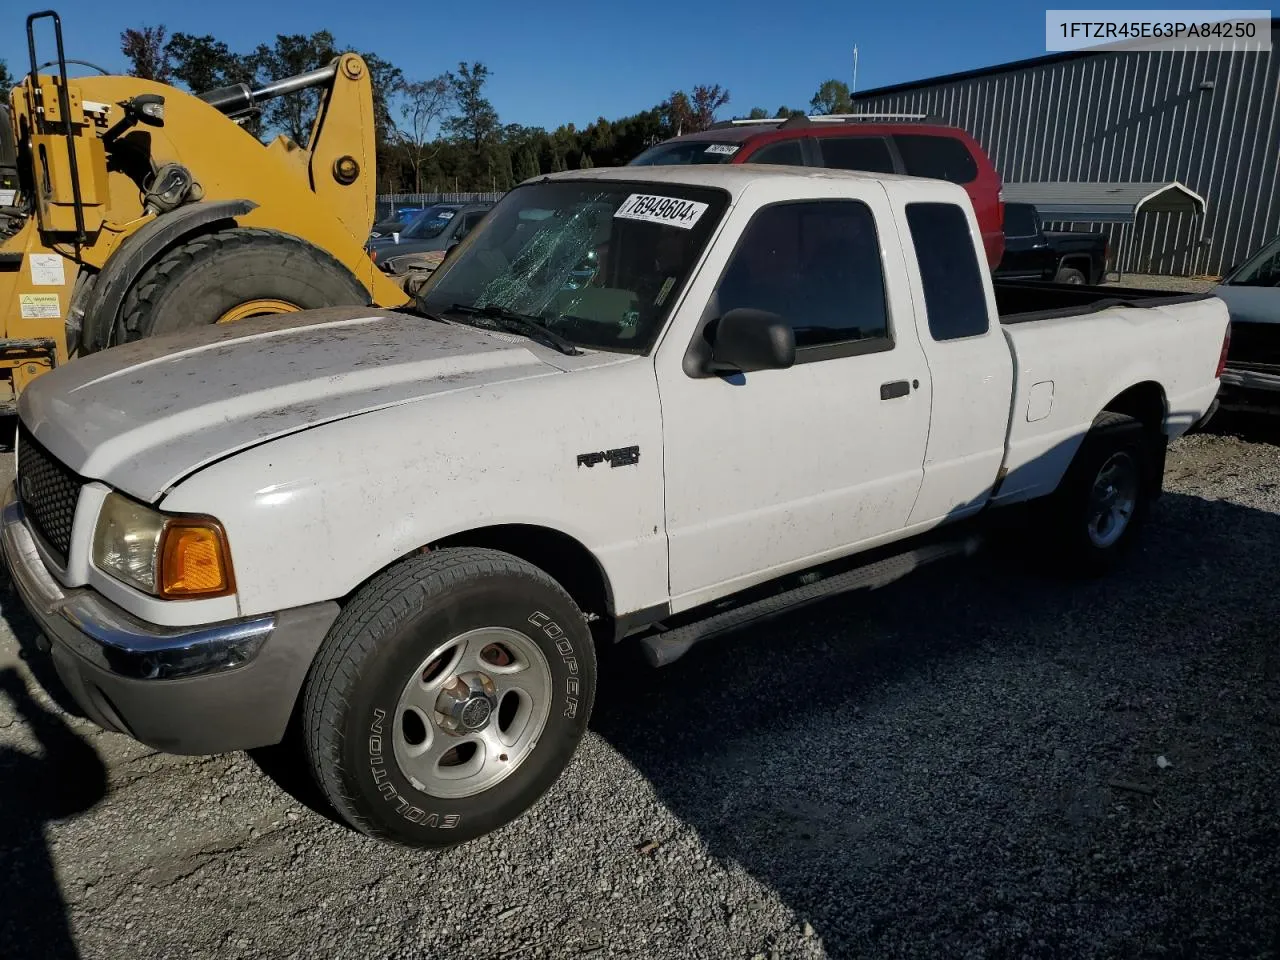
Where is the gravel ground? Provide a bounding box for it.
[1,417,1278,960]
[1106,273,1220,294]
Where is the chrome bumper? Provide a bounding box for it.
[1,490,274,680]
[1220,366,1280,394]
[1,483,340,754]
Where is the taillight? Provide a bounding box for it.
[1216,326,1231,378]
[369,248,377,263]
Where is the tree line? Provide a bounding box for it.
[3,38,859,194]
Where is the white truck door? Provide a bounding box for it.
[658,183,932,611]
[892,189,1016,525]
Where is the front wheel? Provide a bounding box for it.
[302,548,596,847]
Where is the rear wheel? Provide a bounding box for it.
[1055,265,1087,285]
[1043,412,1151,576]
[302,548,596,848]
[115,227,369,344]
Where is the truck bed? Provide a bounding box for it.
[989,279,1228,509]
[994,279,1212,323]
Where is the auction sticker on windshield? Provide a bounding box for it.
[615,194,709,229]
[705,144,739,155]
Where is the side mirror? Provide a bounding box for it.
[706,308,795,375]
[439,239,462,265]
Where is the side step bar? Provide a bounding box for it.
[638,535,983,667]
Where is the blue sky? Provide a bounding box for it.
[6,1,1063,130]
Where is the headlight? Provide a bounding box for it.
[92,492,235,598]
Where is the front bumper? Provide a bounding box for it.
[1,489,339,754]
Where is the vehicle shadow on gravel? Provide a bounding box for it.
[0,666,107,960]
[591,491,1280,958]
[1203,408,1280,445]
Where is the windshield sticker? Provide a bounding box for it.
[615,194,709,230]
[704,144,739,155]
[437,210,455,220]
[654,276,676,307]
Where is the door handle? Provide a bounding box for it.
[880,380,911,400]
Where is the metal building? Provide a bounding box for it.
[850,25,1280,276]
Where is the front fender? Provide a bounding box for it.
[157,367,669,622]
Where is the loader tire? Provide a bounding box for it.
[116,227,369,344]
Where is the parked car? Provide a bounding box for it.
[367,202,494,269]
[369,206,426,239]
[3,165,1227,849]
[1211,233,1280,413]
[628,114,1006,267]
[995,202,1108,285]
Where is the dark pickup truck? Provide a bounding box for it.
[995,202,1108,285]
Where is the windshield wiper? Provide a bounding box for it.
[448,303,582,356]
[405,295,456,325]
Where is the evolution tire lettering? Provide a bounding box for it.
[367,707,460,828]
[528,611,580,718]
[577,445,640,469]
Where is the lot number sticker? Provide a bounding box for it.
[19,293,59,319]
[704,144,739,155]
[614,194,709,230]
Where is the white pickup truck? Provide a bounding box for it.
[2,165,1227,848]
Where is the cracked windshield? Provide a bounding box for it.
[417,181,727,352]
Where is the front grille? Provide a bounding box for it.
[17,424,82,564]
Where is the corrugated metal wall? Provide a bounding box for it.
[851,34,1280,276]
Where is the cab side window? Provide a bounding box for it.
[715,200,891,361]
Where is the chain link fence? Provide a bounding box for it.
[375,192,506,221]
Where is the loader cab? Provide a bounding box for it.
[0,104,17,189]
[0,103,21,211]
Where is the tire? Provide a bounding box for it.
[115,227,369,344]
[1043,411,1151,576]
[302,548,597,848]
[1055,265,1087,285]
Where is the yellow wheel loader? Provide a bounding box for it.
[0,10,409,410]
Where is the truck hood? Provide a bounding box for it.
[19,307,569,502]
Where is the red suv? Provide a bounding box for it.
[630,115,1005,267]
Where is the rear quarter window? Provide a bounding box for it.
[894,134,979,185]
[904,202,989,341]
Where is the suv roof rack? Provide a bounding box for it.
[710,112,938,131]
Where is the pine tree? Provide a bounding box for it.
[516,148,541,181]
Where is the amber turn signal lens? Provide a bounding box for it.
[159,521,234,598]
